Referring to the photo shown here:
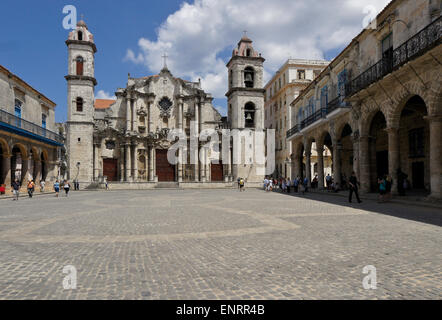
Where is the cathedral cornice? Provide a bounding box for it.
[225,87,265,97]
[65,75,97,86]
[65,40,97,53]
[226,55,265,68]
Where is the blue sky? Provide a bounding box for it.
[1,0,390,123]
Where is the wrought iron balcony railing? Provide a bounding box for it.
[286,124,301,139]
[301,108,326,130]
[347,16,441,96]
[326,96,350,114]
[0,109,64,145]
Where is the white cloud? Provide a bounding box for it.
[96,90,116,100]
[125,0,391,99]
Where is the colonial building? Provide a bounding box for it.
[287,0,441,198]
[0,65,63,193]
[264,59,329,178]
[66,21,266,187]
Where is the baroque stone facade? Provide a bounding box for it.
[66,22,267,187]
[287,0,442,198]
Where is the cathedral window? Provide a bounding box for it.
[246,48,251,57]
[244,67,254,88]
[76,56,84,76]
[76,97,83,112]
[244,102,255,128]
[78,31,83,41]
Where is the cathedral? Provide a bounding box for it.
[65,20,266,188]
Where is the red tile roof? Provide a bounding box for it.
[94,99,115,109]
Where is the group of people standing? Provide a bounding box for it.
[10,179,74,201]
[262,171,363,204]
[263,177,310,194]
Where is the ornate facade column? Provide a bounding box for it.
[200,145,206,182]
[148,97,154,134]
[194,101,200,182]
[427,115,442,199]
[126,95,131,132]
[148,146,154,182]
[21,155,30,185]
[386,127,400,193]
[316,143,325,189]
[226,145,232,182]
[132,99,138,133]
[359,135,370,193]
[93,142,99,182]
[125,143,131,182]
[120,145,125,182]
[133,144,139,182]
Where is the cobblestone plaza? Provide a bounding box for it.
[0,189,440,300]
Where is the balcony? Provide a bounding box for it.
[301,108,327,130]
[286,124,301,139]
[347,16,441,97]
[325,96,350,117]
[0,109,64,146]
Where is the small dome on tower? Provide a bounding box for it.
[232,33,259,58]
[67,18,94,43]
[77,20,88,29]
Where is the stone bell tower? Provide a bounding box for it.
[226,34,266,184]
[65,19,97,184]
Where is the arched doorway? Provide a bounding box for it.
[368,111,388,191]
[11,145,25,185]
[323,133,333,188]
[398,95,429,192]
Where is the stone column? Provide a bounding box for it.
[148,100,154,133]
[427,115,442,199]
[352,133,360,179]
[93,143,98,182]
[359,135,370,193]
[125,143,131,182]
[305,151,312,187]
[34,160,42,185]
[120,145,125,182]
[194,102,200,182]
[132,100,138,133]
[149,147,154,182]
[316,143,325,189]
[126,96,131,132]
[178,101,184,183]
[133,144,139,182]
[227,145,232,182]
[333,143,342,187]
[200,146,206,182]
[3,155,11,187]
[387,127,400,193]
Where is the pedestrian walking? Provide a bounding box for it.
[105,178,109,191]
[40,180,45,193]
[302,177,309,194]
[348,171,362,203]
[294,177,299,193]
[326,174,332,190]
[237,177,241,190]
[63,180,71,197]
[378,176,387,203]
[385,175,393,201]
[287,178,291,193]
[27,180,35,198]
[239,178,245,192]
[53,180,60,197]
[11,179,20,201]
